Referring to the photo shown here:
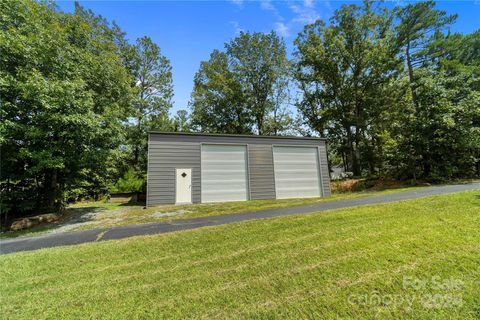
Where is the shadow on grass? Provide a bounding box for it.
[474,194,480,201]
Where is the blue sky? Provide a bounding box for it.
[58,1,480,114]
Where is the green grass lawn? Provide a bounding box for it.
[1,185,427,239]
[1,191,479,319]
[68,186,425,228]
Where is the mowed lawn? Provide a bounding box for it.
[69,186,424,229]
[2,186,426,239]
[1,191,479,319]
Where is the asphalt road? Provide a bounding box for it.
[1,183,479,255]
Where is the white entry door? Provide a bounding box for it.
[175,168,192,204]
[201,144,248,203]
[273,146,321,199]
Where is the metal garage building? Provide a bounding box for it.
[147,132,331,206]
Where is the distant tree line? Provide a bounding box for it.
[1,0,479,221]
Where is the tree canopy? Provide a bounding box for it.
[293,0,479,179]
[294,1,400,175]
[190,31,293,135]
[1,0,478,224]
[0,0,179,220]
[1,0,133,214]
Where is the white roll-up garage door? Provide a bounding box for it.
[273,146,321,199]
[201,144,248,203]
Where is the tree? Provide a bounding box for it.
[0,0,133,217]
[191,31,291,135]
[391,1,480,179]
[190,50,252,134]
[127,36,174,173]
[172,109,191,132]
[390,25,480,179]
[226,32,290,135]
[294,1,400,175]
[390,70,480,180]
[395,0,457,111]
[263,71,295,135]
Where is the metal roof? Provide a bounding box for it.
[148,131,327,141]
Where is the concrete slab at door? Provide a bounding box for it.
[176,168,192,204]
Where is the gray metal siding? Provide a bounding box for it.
[147,141,201,206]
[318,143,331,196]
[147,133,331,206]
[248,144,276,200]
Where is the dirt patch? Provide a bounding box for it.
[152,210,191,218]
[50,207,127,233]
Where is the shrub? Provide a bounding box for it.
[109,169,145,193]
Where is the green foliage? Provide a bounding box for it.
[294,0,479,179]
[391,70,480,180]
[1,0,478,222]
[294,1,400,175]
[0,1,181,220]
[190,50,252,134]
[172,109,192,132]
[391,1,479,179]
[109,168,144,193]
[0,0,132,217]
[122,36,174,173]
[190,31,293,135]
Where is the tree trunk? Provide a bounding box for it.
[133,145,139,168]
[378,149,383,174]
[423,156,431,178]
[45,170,60,212]
[406,40,419,110]
[273,107,278,136]
[346,128,360,176]
[353,127,361,176]
[133,115,142,168]
[257,114,263,135]
[352,145,361,176]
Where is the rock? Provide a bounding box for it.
[34,213,59,223]
[9,213,60,231]
[10,218,34,231]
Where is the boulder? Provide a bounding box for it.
[9,213,60,231]
[10,218,34,231]
[35,213,59,223]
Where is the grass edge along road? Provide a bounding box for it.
[1,190,479,319]
[2,186,428,239]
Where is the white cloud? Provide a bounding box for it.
[274,22,290,37]
[289,1,320,24]
[260,0,284,21]
[230,0,322,39]
[230,0,244,7]
[304,0,314,8]
[260,0,275,11]
[269,0,322,38]
[230,21,244,35]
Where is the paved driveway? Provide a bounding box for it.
[1,183,479,254]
